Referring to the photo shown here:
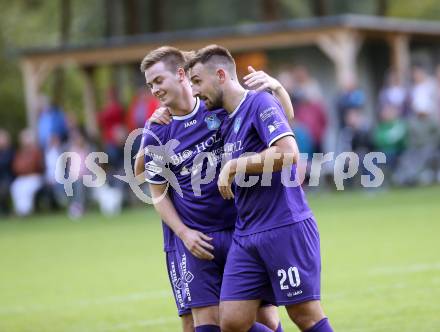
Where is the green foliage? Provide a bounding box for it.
[0,0,105,137]
[1,0,440,138]
[0,0,58,48]
[0,33,26,138]
[388,0,440,20]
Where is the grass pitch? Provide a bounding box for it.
[1,186,440,332]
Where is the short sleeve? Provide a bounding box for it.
[142,123,168,184]
[252,92,294,147]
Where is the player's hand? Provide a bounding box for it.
[149,106,172,125]
[243,66,282,93]
[218,160,236,200]
[180,228,214,260]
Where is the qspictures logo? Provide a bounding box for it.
[54,128,387,204]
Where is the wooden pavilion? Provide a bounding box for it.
[20,14,440,137]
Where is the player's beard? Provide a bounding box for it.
[206,90,223,110]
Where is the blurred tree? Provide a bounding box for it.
[0,34,26,138]
[104,0,118,38]
[103,0,123,101]
[124,0,140,35]
[376,0,388,16]
[329,0,377,15]
[123,0,151,94]
[149,0,166,32]
[312,0,329,16]
[262,0,280,21]
[279,0,312,18]
[52,0,71,106]
[388,0,440,20]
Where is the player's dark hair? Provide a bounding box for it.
[184,44,235,72]
[140,46,193,73]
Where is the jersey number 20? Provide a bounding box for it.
[278,267,300,290]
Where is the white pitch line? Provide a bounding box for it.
[95,317,179,331]
[0,289,171,315]
[368,262,440,275]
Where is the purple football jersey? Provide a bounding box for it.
[220,91,313,236]
[143,98,236,247]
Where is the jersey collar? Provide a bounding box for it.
[228,90,249,118]
[172,97,200,121]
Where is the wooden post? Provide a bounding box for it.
[20,60,53,134]
[389,34,410,84]
[80,66,99,140]
[316,30,363,88]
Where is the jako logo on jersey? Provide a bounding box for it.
[184,119,197,128]
[234,117,242,133]
[205,114,221,130]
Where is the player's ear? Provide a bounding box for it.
[176,67,186,81]
[217,68,226,84]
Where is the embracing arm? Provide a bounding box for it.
[134,138,145,178]
[230,135,298,173]
[149,183,214,260]
[244,66,294,125]
[272,84,295,126]
[218,135,299,199]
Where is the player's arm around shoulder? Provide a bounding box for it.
[149,106,172,125]
[243,66,294,125]
[134,136,146,178]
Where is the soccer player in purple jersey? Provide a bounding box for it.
[135,46,293,332]
[135,156,193,330]
[187,45,334,332]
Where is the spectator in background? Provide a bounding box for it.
[378,70,408,117]
[98,87,125,172]
[98,88,125,148]
[336,108,372,188]
[276,67,295,97]
[294,99,327,154]
[106,124,128,189]
[66,129,90,219]
[126,88,159,132]
[409,65,438,120]
[292,65,324,103]
[43,134,66,209]
[393,106,440,186]
[37,97,68,149]
[336,78,365,128]
[290,66,328,154]
[338,108,372,156]
[0,129,14,215]
[11,129,44,216]
[373,104,407,176]
[93,124,126,215]
[126,88,160,164]
[435,64,440,122]
[292,123,315,185]
[292,123,314,159]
